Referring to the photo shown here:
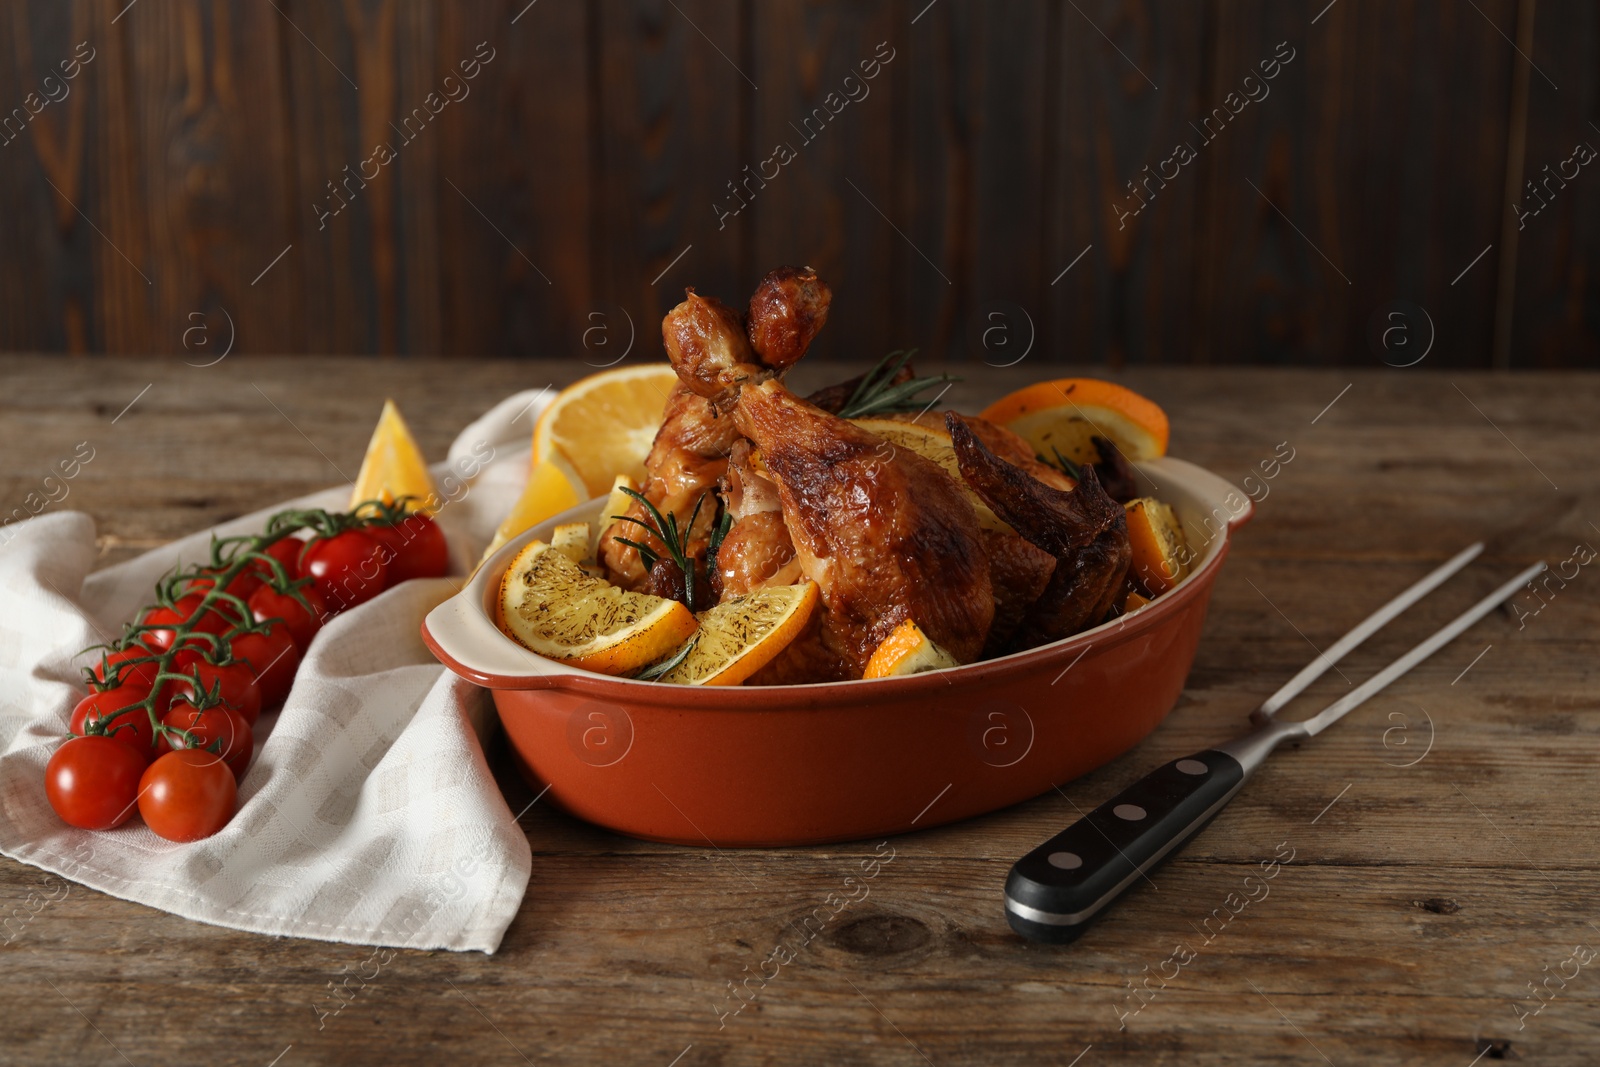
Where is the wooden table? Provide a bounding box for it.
[2,356,1596,1066]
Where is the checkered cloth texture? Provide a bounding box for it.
[0,390,550,953]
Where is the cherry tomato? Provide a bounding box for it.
[46,735,147,830]
[140,594,244,652]
[302,530,388,611]
[158,702,253,780]
[138,749,237,842]
[89,646,160,689]
[366,514,449,585]
[252,537,306,584]
[229,623,301,707]
[247,582,328,653]
[69,686,162,759]
[170,659,262,725]
[183,567,263,602]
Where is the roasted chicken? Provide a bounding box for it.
[600,265,1137,682]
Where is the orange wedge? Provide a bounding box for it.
[591,474,639,558]
[349,399,439,514]
[1125,497,1189,595]
[533,364,679,496]
[1123,590,1153,613]
[980,378,1169,465]
[862,618,961,679]
[478,455,587,566]
[496,539,697,675]
[653,581,819,685]
[549,522,593,565]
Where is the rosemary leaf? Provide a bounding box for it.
[633,634,700,681]
[837,348,962,419]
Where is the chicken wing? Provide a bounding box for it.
[948,413,1130,650]
[738,380,994,675]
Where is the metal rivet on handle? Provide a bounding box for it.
[1175,759,1209,775]
[1112,804,1148,821]
[1047,851,1084,870]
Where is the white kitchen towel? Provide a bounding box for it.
[0,388,551,953]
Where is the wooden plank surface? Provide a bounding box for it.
[1,356,1597,1065]
[596,0,747,355]
[1507,0,1600,368]
[1196,0,1520,368]
[5,1,1596,365]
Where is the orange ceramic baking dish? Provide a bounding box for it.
[423,457,1252,847]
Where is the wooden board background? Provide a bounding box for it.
[0,0,1596,367]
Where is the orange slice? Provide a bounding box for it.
[478,455,587,566]
[1123,590,1153,613]
[862,618,960,679]
[980,378,1169,465]
[496,539,697,675]
[349,399,439,514]
[1125,497,1189,595]
[654,581,819,685]
[533,364,679,496]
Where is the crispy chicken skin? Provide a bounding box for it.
[979,526,1058,658]
[739,380,994,675]
[599,382,737,588]
[962,416,1078,493]
[1090,435,1141,504]
[948,413,1130,650]
[746,266,832,370]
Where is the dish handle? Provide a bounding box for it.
[1145,456,1255,531]
[421,595,585,690]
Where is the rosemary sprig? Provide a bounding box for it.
[633,634,700,681]
[1041,446,1082,480]
[836,348,961,419]
[610,488,709,608]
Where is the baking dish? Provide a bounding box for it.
[423,457,1252,846]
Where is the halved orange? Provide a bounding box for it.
[349,399,439,514]
[496,539,697,675]
[478,455,587,566]
[862,618,960,679]
[654,581,819,686]
[980,378,1169,465]
[533,364,679,496]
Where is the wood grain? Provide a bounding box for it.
[1507,0,1600,368]
[1048,0,1207,368]
[750,0,900,362]
[596,0,747,359]
[436,0,591,358]
[2,1,1599,364]
[1,357,1597,1064]
[1197,0,1520,368]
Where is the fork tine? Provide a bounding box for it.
[1254,541,1485,722]
[1299,559,1546,735]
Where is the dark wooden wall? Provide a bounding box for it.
[0,0,1594,367]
